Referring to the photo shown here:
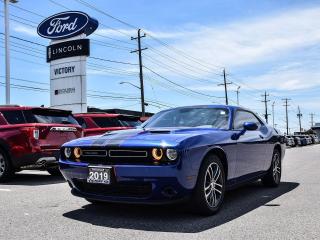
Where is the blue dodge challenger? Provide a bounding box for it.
[59,105,285,215]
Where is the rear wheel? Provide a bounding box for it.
[262,149,281,187]
[47,167,62,176]
[0,149,14,182]
[191,154,226,215]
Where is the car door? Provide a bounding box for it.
[233,110,269,178]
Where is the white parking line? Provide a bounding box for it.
[0,189,12,192]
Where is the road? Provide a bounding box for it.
[1,145,319,240]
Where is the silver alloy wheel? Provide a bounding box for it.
[272,153,281,184]
[204,162,223,208]
[0,153,5,177]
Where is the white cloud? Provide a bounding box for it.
[164,7,320,68]
[13,25,38,37]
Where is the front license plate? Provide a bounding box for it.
[87,166,111,184]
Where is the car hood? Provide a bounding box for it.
[64,127,227,148]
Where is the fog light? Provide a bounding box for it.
[74,147,82,158]
[152,148,163,161]
[166,149,178,161]
[64,148,72,158]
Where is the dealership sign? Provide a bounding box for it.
[37,11,98,40]
[47,39,90,62]
[38,11,98,113]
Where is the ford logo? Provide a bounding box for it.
[37,11,98,40]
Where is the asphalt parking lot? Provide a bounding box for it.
[1,145,319,240]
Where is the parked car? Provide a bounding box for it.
[0,105,82,182]
[285,136,295,147]
[293,136,302,146]
[311,135,319,144]
[300,136,308,146]
[59,105,285,215]
[74,113,142,137]
[305,135,313,145]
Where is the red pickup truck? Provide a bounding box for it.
[74,113,141,137]
[0,105,82,182]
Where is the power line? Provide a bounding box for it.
[89,56,138,66]
[144,65,221,99]
[0,32,46,47]
[74,0,137,29]
[8,2,46,18]
[142,52,221,84]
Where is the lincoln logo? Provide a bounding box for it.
[37,11,98,40]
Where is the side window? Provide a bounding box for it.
[233,111,261,130]
[75,117,87,129]
[1,111,26,124]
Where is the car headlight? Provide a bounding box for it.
[74,147,82,159]
[64,147,72,158]
[152,148,163,161]
[166,149,178,161]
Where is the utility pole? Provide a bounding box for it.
[309,113,315,128]
[297,106,302,133]
[282,98,291,135]
[235,86,240,105]
[272,101,275,128]
[261,91,270,123]
[131,29,147,117]
[218,68,232,105]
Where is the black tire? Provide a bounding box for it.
[47,167,62,176]
[191,154,226,215]
[0,149,14,182]
[262,149,281,187]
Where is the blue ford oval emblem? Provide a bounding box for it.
[37,11,98,40]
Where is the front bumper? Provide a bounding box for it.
[59,159,194,204]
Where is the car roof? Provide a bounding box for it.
[74,113,141,119]
[0,105,72,113]
[74,113,120,118]
[162,104,241,110]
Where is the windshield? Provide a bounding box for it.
[118,116,142,127]
[143,107,230,129]
[92,117,122,128]
[24,109,78,125]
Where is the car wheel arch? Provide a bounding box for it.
[274,144,282,159]
[0,140,11,158]
[201,147,228,181]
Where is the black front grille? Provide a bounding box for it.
[82,149,107,157]
[109,149,148,158]
[73,180,152,198]
[78,148,151,165]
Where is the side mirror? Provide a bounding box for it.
[243,122,258,131]
[231,122,258,140]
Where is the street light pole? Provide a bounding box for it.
[4,0,10,104]
[3,0,18,104]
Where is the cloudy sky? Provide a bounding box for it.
[1,0,320,133]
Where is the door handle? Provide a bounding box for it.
[259,135,264,139]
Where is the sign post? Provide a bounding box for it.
[37,11,98,113]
